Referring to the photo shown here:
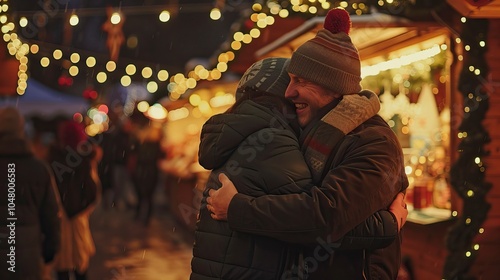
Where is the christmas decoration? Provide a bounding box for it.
[102,7,125,62]
[443,17,491,280]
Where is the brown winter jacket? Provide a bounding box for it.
[192,98,403,280]
[227,113,408,280]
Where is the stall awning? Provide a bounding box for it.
[255,11,448,66]
[0,79,89,118]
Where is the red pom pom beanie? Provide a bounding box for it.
[287,8,362,95]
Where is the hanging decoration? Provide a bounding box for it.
[102,7,125,62]
[442,16,491,279]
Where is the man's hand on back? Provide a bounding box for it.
[389,192,408,231]
[207,173,238,221]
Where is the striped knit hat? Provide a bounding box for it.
[236,57,290,100]
[287,8,362,95]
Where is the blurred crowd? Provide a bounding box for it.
[0,104,195,280]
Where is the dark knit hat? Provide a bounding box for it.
[58,120,87,150]
[287,8,362,95]
[236,57,290,100]
[0,107,25,138]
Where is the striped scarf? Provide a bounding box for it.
[301,90,381,183]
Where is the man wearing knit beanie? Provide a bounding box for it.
[207,8,408,280]
[287,7,362,96]
[285,7,365,128]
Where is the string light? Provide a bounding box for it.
[443,12,490,279]
[361,45,443,78]
[1,0,30,96]
[6,1,304,97]
[159,10,170,22]
[210,8,221,20]
[69,14,79,26]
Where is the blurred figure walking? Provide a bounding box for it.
[0,107,61,280]
[130,123,164,226]
[48,120,101,280]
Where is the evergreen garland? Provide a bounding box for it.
[443,18,492,280]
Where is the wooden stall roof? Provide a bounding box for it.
[447,0,500,18]
[255,11,449,65]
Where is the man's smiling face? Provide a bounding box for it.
[284,74,336,128]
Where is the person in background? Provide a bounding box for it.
[0,107,61,280]
[129,122,165,226]
[207,8,409,280]
[48,120,101,280]
[192,58,407,280]
[105,104,136,210]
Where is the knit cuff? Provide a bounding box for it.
[322,90,380,134]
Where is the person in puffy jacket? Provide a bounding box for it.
[191,57,406,280]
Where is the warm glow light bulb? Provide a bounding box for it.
[69,14,79,26]
[110,12,121,24]
[250,28,260,38]
[69,66,79,76]
[96,72,107,83]
[53,49,62,60]
[252,3,262,11]
[210,8,221,20]
[40,57,50,67]
[137,101,149,112]
[19,17,28,27]
[86,57,96,67]
[142,67,153,78]
[217,62,228,72]
[279,9,289,18]
[159,10,170,22]
[189,94,201,106]
[121,75,131,87]
[126,64,136,75]
[106,61,116,72]
[70,53,80,63]
[147,81,158,93]
[242,34,252,44]
[186,78,197,88]
[147,104,167,120]
[231,41,242,50]
[233,32,244,41]
[158,70,169,81]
